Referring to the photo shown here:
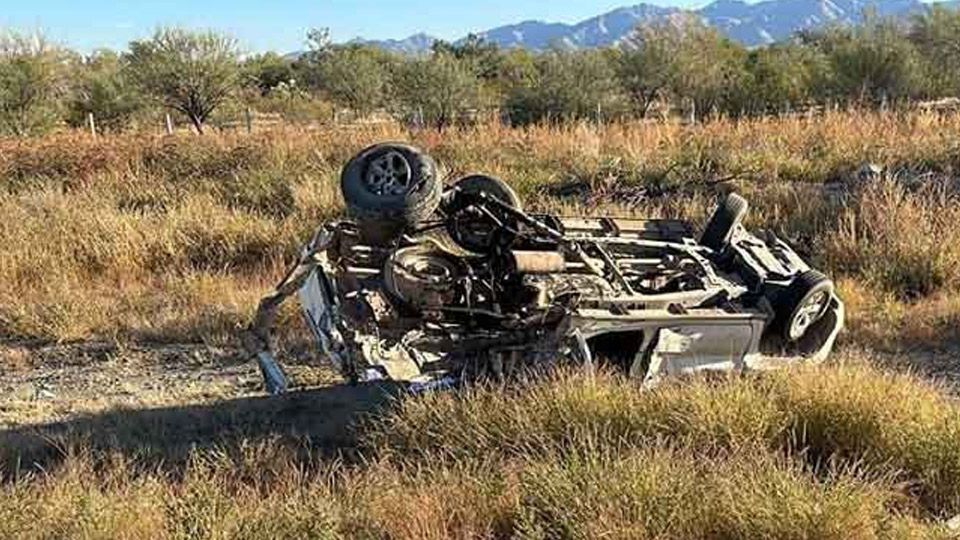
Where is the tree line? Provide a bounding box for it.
[3,8,960,136]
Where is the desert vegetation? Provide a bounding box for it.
[5,10,960,537]
[7,9,960,135]
[3,110,960,348]
[3,364,960,538]
[2,110,960,536]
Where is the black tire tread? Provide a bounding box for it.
[773,269,834,342]
[701,193,749,251]
[340,143,443,244]
[446,174,522,253]
[454,174,522,210]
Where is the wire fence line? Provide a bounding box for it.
[75,96,960,138]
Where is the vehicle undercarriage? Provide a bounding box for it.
[243,143,844,394]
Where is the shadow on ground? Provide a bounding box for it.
[0,382,402,481]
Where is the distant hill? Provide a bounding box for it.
[348,33,438,55]
[701,0,929,45]
[351,0,957,53]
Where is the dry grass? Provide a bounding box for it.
[369,362,960,514]
[823,180,960,299]
[2,366,958,538]
[4,111,960,538]
[3,110,960,348]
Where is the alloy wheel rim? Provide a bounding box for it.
[364,151,413,196]
[789,290,829,341]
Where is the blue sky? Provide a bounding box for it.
[0,0,711,53]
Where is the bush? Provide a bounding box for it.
[506,49,623,125]
[241,52,297,96]
[67,50,146,132]
[303,43,393,117]
[810,18,929,105]
[392,51,482,129]
[0,31,68,136]
[126,27,241,134]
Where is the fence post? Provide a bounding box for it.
[87,113,97,137]
[165,113,174,135]
[245,107,253,134]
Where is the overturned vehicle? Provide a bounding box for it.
[244,143,844,394]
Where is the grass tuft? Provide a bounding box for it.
[3,364,959,538]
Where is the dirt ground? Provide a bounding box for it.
[4,340,959,430]
[2,338,958,479]
[0,342,343,428]
[0,341,410,475]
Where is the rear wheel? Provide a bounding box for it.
[774,270,834,342]
[701,193,748,252]
[341,143,442,245]
[445,174,522,253]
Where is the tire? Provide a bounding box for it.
[383,244,460,311]
[446,174,522,253]
[452,174,522,210]
[341,143,443,245]
[773,270,835,343]
[701,193,748,252]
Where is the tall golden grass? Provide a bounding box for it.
[3,110,960,347]
[2,364,959,538]
[4,111,960,537]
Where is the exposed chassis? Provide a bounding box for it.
[243,145,844,394]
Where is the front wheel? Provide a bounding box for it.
[774,270,835,343]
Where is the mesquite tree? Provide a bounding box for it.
[127,28,240,134]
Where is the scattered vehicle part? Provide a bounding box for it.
[244,143,844,394]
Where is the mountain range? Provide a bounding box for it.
[352,0,955,52]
